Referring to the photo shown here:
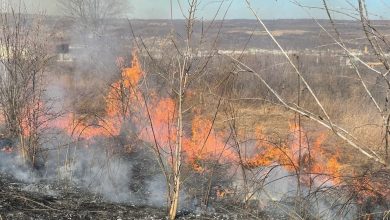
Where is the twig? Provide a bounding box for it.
[235,0,387,166]
[245,0,335,130]
[261,187,304,220]
[223,53,386,165]
[84,210,108,213]
[13,195,58,211]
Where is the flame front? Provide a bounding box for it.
[51,51,233,173]
[184,115,234,171]
[54,51,144,140]
[46,51,342,184]
[139,97,177,148]
[245,122,341,186]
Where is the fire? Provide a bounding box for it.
[139,103,233,172]
[20,101,46,138]
[97,50,144,138]
[216,186,234,199]
[9,48,343,184]
[139,97,177,148]
[50,50,233,174]
[52,106,121,141]
[1,146,13,154]
[54,51,144,140]
[184,115,234,171]
[26,50,233,173]
[106,53,143,119]
[244,125,290,168]
[121,54,143,88]
[48,50,342,181]
[352,171,390,205]
[245,122,342,185]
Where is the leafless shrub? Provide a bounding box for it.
[58,0,130,34]
[0,8,52,168]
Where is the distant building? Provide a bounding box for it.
[56,43,73,62]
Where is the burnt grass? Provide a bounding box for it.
[0,172,164,219]
[0,171,257,220]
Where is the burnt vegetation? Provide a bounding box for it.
[1,0,390,219]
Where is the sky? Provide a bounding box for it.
[3,0,389,20]
[129,0,389,20]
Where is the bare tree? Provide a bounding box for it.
[128,1,232,218]
[0,8,52,168]
[58,0,130,34]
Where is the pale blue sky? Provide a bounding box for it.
[129,0,388,20]
[6,0,390,20]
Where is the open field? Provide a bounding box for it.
[1,2,390,219]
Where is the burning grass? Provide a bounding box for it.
[0,49,389,219]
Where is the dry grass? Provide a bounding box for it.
[226,29,309,36]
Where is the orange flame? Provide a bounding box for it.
[245,122,341,185]
[1,147,13,154]
[49,50,234,173]
[139,97,177,147]
[183,115,235,172]
[14,50,343,183]
[244,125,290,168]
[54,51,144,140]
[20,101,47,138]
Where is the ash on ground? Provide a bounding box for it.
[0,171,271,219]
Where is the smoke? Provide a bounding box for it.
[260,166,297,201]
[0,134,170,206]
[0,153,38,183]
[57,146,133,202]
[0,10,171,208]
[249,165,355,220]
[148,174,168,206]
